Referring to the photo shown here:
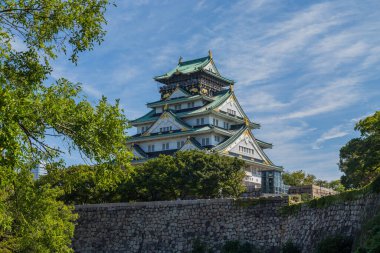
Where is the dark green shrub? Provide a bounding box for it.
[191,238,209,253]
[282,241,301,253]
[221,240,259,253]
[354,213,380,253]
[316,235,352,253]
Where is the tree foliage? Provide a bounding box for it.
[38,163,129,205]
[340,111,380,188]
[0,0,131,251]
[282,170,344,192]
[282,170,316,186]
[119,150,247,202]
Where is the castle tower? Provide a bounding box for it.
[127,52,285,194]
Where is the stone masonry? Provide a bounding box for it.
[73,193,380,253]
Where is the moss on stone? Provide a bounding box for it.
[234,198,270,207]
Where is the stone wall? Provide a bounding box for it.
[73,193,380,253]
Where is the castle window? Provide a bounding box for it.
[187,102,195,108]
[177,141,185,149]
[213,118,219,126]
[214,136,220,142]
[162,142,170,150]
[202,138,210,146]
[196,118,205,125]
[227,109,236,116]
[148,144,155,152]
[160,126,172,132]
[223,122,229,129]
[239,146,254,154]
[174,104,182,110]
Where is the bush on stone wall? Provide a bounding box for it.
[316,235,352,253]
[221,240,261,253]
[354,213,380,253]
[282,241,301,253]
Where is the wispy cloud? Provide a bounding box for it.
[313,125,350,149]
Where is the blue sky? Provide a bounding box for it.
[50,0,380,180]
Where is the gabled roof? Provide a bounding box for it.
[154,56,211,81]
[213,126,247,152]
[127,125,233,143]
[142,110,192,136]
[257,139,273,149]
[212,126,275,166]
[154,55,234,84]
[146,94,213,108]
[179,137,203,151]
[131,90,260,128]
[131,144,148,159]
[165,86,192,100]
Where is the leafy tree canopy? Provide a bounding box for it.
[120,150,246,202]
[282,170,316,187]
[282,170,344,192]
[38,163,128,204]
[339,111,380,188]
[0,0,131,251]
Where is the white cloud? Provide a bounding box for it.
[313,125,349,149]
[239,91,289,112]
[280,77,360,120]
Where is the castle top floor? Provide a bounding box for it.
[154,51,234,99]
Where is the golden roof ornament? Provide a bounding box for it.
[244,117,250,126]
[229,83,234,92]
[208,49,213,59]
[178,56,183,64]
[164,104,168,111]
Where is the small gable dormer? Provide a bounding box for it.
[143,111,191,135]
[165,86,191,100]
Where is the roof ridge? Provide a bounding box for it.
[179,56,209,66]
[166,110,192,129]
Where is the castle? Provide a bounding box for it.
[127,51,286,194]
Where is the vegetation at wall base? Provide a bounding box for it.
[354,212,380,253]
[281,241,301,253]
[221,241,261,253]
[316,235,353,253]
[281,176,380,215]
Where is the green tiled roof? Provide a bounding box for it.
[127,125,233,143]
[257,139,273,149]
[132,144,148,158]
[166,110,192,129]
[154,55,234,84]
[131,89,260,128]
[146,95,212,108]
[127,125,212,142]
[212,126,246,151]
[182,137,203,150]
[130,109,157,124]
[154,56,211,80]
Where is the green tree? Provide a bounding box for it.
[119,151,247,202]
[38,163,129,205]
[282,170,316,186]
[339,111,380,188]
[0,0,131,251]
